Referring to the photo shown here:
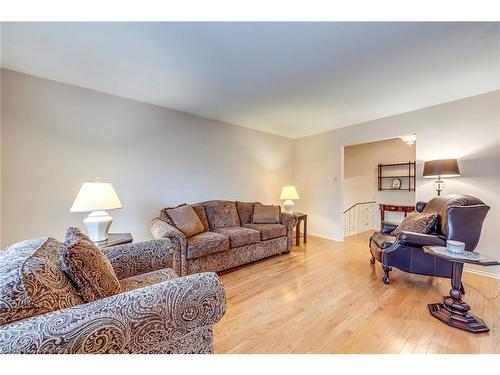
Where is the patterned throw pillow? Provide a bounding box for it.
[0,237,82,326]
[392,212,439,235]
[61,227,121,302]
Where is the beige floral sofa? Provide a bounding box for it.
[0,237,226,354]
[150,200,297,275]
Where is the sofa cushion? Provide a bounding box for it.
[214,227,261,248]
[119,268,178,293]
[0,237,82,326]
[236,201,258,225]
[371,232,397,249]
[204,200,241,230]
[61,227,121,302]
[243,223,287,241]
[187,231,230,260]
[165,205,205,237]
[392,212,439,235]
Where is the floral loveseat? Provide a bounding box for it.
[0,237,226,354]
[151,200,297,275]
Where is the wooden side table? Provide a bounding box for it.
[96,233,133,249]
[423,246,500,333]
[379,204,414,221]
[293,213,307,246]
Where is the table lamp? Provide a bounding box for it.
[70,179,123,242]
[280,185,300,214]
[422,159,460,196]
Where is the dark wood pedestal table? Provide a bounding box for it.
[423,246,500,333]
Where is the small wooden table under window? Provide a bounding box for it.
[293,213,307,246]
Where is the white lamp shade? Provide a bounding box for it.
[280,185,300,200]
[70,182,123,212]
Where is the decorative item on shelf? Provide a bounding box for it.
[446,240,465,254]
[391,178,401,189]
[422,159,460,196]
[280,185,300,214]
[70,178,123,242]
[377,161,416,191]
[400,134,416,146]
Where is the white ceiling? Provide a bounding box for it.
[1,22,499,138]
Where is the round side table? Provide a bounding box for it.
[423,246,499,333]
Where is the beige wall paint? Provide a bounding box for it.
[294,91,500,277]
[344,138,416,228]
[0,69,293,246]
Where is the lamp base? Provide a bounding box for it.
[434,179,445,196]
[84,210,113,242]
[283,200,295,214]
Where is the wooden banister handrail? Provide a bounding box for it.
[343,201,376,214]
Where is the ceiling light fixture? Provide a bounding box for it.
[401,134,416,146]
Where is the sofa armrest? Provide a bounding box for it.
[380,221,398,234]
[280,212,297,251]
[150,217,187,275]
[0,272,226,354]
[397,231,446,247]
[103,239,173,279]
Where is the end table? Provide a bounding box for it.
[293,213,307,246]
[96,233,133,249]
[423,246,500,333]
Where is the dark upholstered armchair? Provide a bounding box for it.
[369,195,490,285]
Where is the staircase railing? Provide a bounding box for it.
[343,201,377,237]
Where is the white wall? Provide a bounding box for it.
[0,69,293,246]
[294,91,500,277]
[344,137,416,228]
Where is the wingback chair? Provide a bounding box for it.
[369,194,490,285]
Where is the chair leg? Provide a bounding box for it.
[460,282,465,295]
[383,265,392,284]
[370,256,375,265]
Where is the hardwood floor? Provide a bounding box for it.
[213,231,500,353]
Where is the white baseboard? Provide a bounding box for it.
[464,266,500,280]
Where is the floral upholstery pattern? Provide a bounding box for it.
[103,239,173,280]
[243,223,287,240]
[150,218,187,275]
[187,231,230,260]
[0,238,82,326]
[0,272,227,354]
[280,212,297,250]
[204,201,241,230]
[236,201,257,225]
[213,227,261,247]
[151,201,297,275]
[188,237,288,274]
[119,268,178,292]
[61,227,121,302]
[392,212,439,235]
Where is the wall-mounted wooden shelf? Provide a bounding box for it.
[377,161,416,192]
